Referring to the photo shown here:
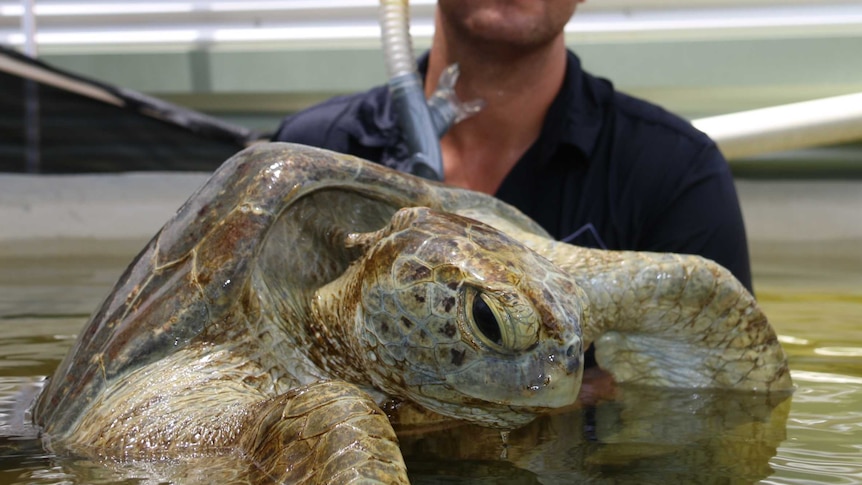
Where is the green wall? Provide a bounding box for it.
[42,35,862,119]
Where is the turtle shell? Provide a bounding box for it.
[33,142,550,437]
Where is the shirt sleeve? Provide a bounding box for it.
[270,90,391,165]
[271,97,353,149]
[636,141,753,293]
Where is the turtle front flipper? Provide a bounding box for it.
[586,251,792,392]
[47,343,408,484]
[558,246,791,392]
[241,380,408,484]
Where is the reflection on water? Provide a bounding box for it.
[401,386,792,484]
[0,240,860,484]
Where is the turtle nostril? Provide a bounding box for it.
[565,342,582,374]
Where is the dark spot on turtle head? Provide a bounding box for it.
[443,296,455,312]
[447,282,459,291]
[400,316,413,329]
[442,322,456,338]
[381,322,389,334]
[419,329,427,340]
[450,348,466,366]
[414,294,426,303]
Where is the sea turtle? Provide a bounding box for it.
[32,143,792,483]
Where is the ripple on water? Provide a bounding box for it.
[0,316,84,377]
[765,371,862,484]
[768,448,862,485]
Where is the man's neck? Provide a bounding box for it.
[423,23,568,193]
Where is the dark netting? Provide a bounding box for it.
[0,45,260,173]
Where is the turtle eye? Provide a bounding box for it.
[471,294,502,346]
[466,289,540,353]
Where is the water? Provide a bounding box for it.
[0,241,859,484]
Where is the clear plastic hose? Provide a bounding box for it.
[378,0,484,181]
[379,0,442,180]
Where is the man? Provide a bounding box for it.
[272,0,752,292]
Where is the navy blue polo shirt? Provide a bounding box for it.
[272,50,752,292]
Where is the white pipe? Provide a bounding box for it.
[692,92,862,160]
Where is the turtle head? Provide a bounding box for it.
[347,207,585,429]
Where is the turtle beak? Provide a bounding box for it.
[452,336,584,411]
[516,336,584,409]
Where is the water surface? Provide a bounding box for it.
[0,240,859,484]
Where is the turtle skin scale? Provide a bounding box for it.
[32,143,791,484]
